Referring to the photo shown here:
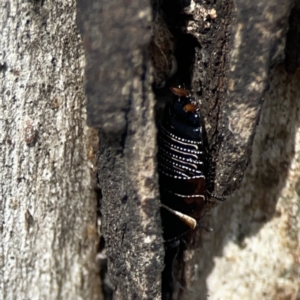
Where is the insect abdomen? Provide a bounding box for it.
[158,87,208,240]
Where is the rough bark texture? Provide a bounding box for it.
[0,1,101,299]
[97,90,164,300]
[176,65,300,300]
[77,0,300,299]
[205,65,300,300]
[76,0,164,299]
[214,0,293,197]
[174,1,300,299]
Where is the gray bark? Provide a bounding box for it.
[77,0,300,300]
[0,1,101,300]
[76,0,164,299]
[204,64,300,300]
[214,0,292,196]
[178,65,300,300]
[175,1,300,299]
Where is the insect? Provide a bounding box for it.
[158,86,211,298]
[158,86,208,241]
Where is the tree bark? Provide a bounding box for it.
[173,1,300,300]
[203,64,300,300]
[0,1,101,299]
[3,0,295,299]
[76,0,164,299]
[77,0,300,298]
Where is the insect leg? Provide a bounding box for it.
[161,204,197,229]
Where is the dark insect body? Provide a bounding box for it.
[158,86,209,299]
[158,86,208,241]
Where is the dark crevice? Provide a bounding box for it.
[285,1,300,73]
[0,62,8,73]
[150,1,214,299]
[150,0,232,297]
[96,176,113,300]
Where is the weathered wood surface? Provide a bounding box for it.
[97,93,164,300]
[176,1,300,299]
[214,0,293,197]
[205,65,300,300]
[178,65,300,300]
[76,0,164,299]
[78,0,300,300]
[0,1,101,299]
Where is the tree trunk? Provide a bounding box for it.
[0,1,101,299]
[78,0,300,299]
[3,0,300,300]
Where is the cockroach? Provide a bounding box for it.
[158,86,211,299]
[158,86,208,241]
